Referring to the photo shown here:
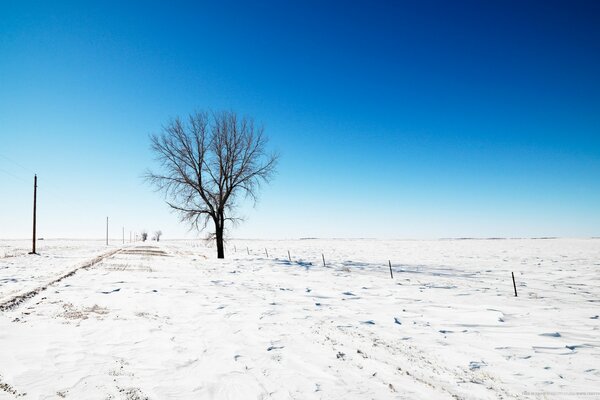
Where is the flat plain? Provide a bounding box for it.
[0,238,598,399]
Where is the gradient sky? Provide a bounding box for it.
[1,0,599,239]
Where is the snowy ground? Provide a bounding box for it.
[0,238,599,399]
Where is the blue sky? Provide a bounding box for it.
[1,1,599,239]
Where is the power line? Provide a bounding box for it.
[0,153,35,175]
[0,167,29,184]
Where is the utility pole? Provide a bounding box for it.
[29,174,37,255]
[106,216,109,246]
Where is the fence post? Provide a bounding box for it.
[389,260,394,279]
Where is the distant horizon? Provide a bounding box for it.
[2,236,599,242]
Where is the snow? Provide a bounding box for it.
[0,240,113,305]
[0,238,599,399]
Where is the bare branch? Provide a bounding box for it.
[146,110,278,258]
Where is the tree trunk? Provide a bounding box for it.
[215,225,225,259]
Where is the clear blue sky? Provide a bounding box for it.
[1,1,599,239]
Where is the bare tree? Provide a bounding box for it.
[154,230,163,242]
[145,111,277,258]
[141,230,148,242]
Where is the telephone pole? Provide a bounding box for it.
[29,174,37,255]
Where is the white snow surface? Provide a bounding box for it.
[0,238,599,399]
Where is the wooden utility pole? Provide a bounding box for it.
[29,174,37,254]
[106,217,109,246]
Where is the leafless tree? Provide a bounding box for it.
[141,230,148,242]
[154,230,163,242]
[145,111,278,258]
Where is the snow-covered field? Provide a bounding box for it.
[0,238,599,399]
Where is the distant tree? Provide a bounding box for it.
[145,110,277,258]
[154,230,163,242]
[141,230,148,242]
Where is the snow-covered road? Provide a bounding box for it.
[0,239,599,399]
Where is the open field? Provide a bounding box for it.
[0,238,599,399]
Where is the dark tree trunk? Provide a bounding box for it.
[215,221,225,259]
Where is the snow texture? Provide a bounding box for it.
[0,238,599,399]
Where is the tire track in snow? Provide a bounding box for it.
[316,322,523,399]
[0,248,122,312]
